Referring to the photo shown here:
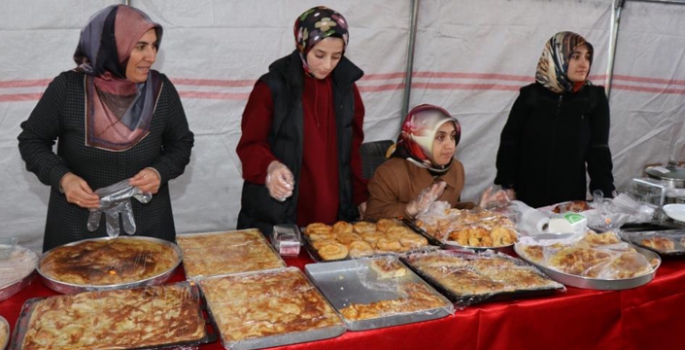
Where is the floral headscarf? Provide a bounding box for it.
[74,5,163,152]
[535,31,594,94]
[294,6,349,76]
[393,104,461,174]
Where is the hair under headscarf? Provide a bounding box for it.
[393,104,461,174]
[74,5,163,152]
[535,31,594,94]
[293,6,349,76]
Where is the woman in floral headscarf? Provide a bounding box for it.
[18,5,194,251]
[494,31,615,208]
[365,104,477,221]
[236,6,367,235]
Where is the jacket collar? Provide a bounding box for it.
[269,50,363,90]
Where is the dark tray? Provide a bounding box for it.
[401,218,445,247]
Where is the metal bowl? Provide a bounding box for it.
[37,236,183,294]
[0,245,38,302]
[514,244,660,290]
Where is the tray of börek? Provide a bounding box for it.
[401,249,564,306]
[619,229,685,256]
[514,231,661,290]
[302,220,435,261]
[408,203,519,251]
[305,255,453,331]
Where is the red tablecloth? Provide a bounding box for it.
[2,252,685,350]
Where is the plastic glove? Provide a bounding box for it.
[406,181,447,218]
[479,186,511,209]
[266,161,294,201]
[87,179,152,237]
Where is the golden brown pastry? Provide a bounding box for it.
[348,241,375,258]
[305,222,332,235]
[376,219,400,232]
[317,242,349,261]
[331,221,354,235]
[375,238,403,252]
[641,237,675,252]
[335,232,363,245]
[353,221,377,234]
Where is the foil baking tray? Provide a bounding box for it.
[620,229,685,256]
[199,267,345,350]
[0,245,38,302]
[10,282,216,350]
[514,237,661,290]
[402,250,564,306]
[305,256,454,331]
[37,236,182,294]
[403,218,515,252]
[177,229,286,280]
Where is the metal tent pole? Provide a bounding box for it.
[606,0,625,99]
[401,0,420,119]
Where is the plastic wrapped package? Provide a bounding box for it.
[0,244,38,302]
[301,220,433,261]
[198,267,345,350]
[515,231,661,290]
[304,255,454,331]
[620,229,685,256]
[87,179,152,237]
[411,202,520,250]
[402,250,564,307]
[272,225,302,257]
[176,229,286,280]
[37,236,181,294]
[10,282,211,350]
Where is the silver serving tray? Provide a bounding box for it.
[620,229,685,256]
[403,218,517,252]
[0,315,9,350]
[199,267,345,350]
[305,257,454,331]
[0,245,38,302]
[514,243,661,290]
[37,236,182,294]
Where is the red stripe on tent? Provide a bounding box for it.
[612,84,685,94]
[178,91,251,100]
[0,93,43,102]
[412,72,532,82]
[171,78,255,87]
[358,83,405,92]
[612,74,685,86]
[362,72,407,80]
[0,79,51,88]
[411,82,521,91]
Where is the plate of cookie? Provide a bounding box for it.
[302,220,435,261]
[619,229,685,256]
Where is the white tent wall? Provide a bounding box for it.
[0,0,411,252]
[608,0,685,190]
[410,0,614,202]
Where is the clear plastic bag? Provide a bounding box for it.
[87,179,152,237]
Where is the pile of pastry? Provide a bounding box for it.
[304,219,429,260]
[416,209,518,247]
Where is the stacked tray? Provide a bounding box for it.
[620,229,685,256]
[10,282,213,350]
[305,256,454,331]
[0,244,38,302]
[37,236,182,294]
[198,267,344,350]
[177,229,286,279]
[302,219,435,261]
[402,249,564,306]
[515,232,661,290]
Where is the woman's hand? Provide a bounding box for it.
[479,187,511,209]
[406,181,447,218]
[358,202,367,220]
[130,168,161,194]
[266,161,294,201]
[60,172,100,209]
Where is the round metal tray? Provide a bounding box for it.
[514,243,661,290]
[0,315,9,350]
[37,236,183,294]
[0,245,38,302]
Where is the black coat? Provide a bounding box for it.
[18,70,194,251]
[237,50,363,235]
[495,82,615,208]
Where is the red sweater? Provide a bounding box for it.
[236,74,368,226]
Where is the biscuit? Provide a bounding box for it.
[317,242,349,261]
[353,221,377,234]
[331,221,354,235]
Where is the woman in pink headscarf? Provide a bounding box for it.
[18,5,194,251]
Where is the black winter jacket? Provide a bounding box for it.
[495,82,615,208]
[237,50,363,235]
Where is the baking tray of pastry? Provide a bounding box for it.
[0,316,9,350]
[514,232,661,290]
[619,229,685,256]
[37,236,182,294]
[302,220,435,262]
[198,267,345,350]
[10,282,215,350]
[177,229,286,279]
[0,244,38,302]
[304,255,454,331]
[401,250,564,307]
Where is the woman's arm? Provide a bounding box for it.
[494,87,530,190]
[586,86,616,196]
[148,77,194,186]
[350,84,369,206]
[17,73,72,190]
[235,81,277,184]
[364,163,408,221]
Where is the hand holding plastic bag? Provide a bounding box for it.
[266,161,294,201]
[478,186,511,209]
[87,179,152,237]
[406,181,447,218]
